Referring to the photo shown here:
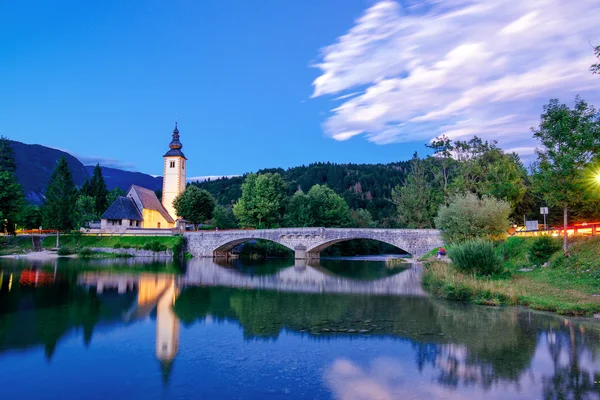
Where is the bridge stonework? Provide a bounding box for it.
[184,228,442,259]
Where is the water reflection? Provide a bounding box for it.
[0,258,599,399]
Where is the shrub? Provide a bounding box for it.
[435,193,511,244]
[143,240,167,252]
[57,247,73,256]
[113,242,122,249]
[528,236,561,266]
[78,248,94,258]
[448,239,504,276]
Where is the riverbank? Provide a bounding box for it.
[1,235,184,259]
[423,236,600,316]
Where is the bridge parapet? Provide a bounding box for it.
[185,228,442,259]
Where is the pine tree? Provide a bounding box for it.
[89,164,108,216]
[43,156,77,230]
[0,137,24,233]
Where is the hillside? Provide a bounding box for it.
[84,165,162,192]
[11,140,89,204]
[10,140,163,203]
[194,161,411,225]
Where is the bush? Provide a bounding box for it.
[143,240,167,252]
[435,193,511,244]
[448,239,504,276]
[78,248,94,258]
[57,247,73,256]
[113,242,122,249]
[528,236,561,266]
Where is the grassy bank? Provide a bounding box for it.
[0,236,33,255]
[423,236,600,316]
[42,235,185,255]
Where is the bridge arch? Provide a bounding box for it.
[212,237,295,258]
[306,237,412,259]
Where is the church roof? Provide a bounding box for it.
[164,123,186,159]
[129,185,175,223]
[101,196,143,221]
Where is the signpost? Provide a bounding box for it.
[540,207,549,230]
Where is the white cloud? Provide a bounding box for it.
[312,0,600,156]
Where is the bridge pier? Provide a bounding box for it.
[294,245,320,260]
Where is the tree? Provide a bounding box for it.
[18,205,42,229]
[434,193,511,244]
[106,187,126,206]
[233,173,286,228]
[0,136,16,174]
[284,190,314,227]
[304,184,350,227]
[532,97,600,253]
[173,185,216,230]
[591,44,600,75]
[42,156,77,230]
[74,195,96,228]
[426,136,455,205]
[0,171,25,233]
[88,164,108,216]
[350,208,376,228]
[211,205,238,229]
[392,153,435,228]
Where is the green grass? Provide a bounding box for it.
[42,235,184,252]
[423,236,600,316]
[0,236,34,255]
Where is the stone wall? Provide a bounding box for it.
[89,247,174,258]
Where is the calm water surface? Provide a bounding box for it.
[0,257,599,399]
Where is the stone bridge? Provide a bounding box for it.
[185,228,442,259]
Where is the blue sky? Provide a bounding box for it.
[2,1,599,179]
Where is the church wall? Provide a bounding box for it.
[101,218,137,233]
[141,208,175,229]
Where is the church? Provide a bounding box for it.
[100,124,187,232]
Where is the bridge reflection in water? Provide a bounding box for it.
[77,258,420,380]
[182,258,425,297]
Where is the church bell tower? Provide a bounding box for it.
[162,123,187,221]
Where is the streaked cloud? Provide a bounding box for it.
[79,155,137,170]
[312,0,600,155]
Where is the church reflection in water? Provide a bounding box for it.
[79,272,181,380]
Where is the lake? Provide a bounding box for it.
[0,257,599,399]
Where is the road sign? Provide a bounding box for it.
[540,207,548,215]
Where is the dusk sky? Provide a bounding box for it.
[2,0,599,180]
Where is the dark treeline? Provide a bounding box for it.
[193,161,410,226]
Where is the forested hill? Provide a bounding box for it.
[193,161,411,225]
[11,140,89,204]
[10,140,163,204]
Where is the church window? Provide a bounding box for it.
[170,161,175,168]
[118,220,122,225]
[182,161,185,170]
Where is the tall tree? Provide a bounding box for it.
[0,136,16,174]
[0,171,25,233]
[74,195,96,229]
[304,184,350,227]
[426,136,455,205]
[43,156,77,230]
[532,97,600,253]
[106,187,126,206]
[233,173,286,228]
[591,44,600,75]
[284,190,314,227]
[173,185,216,230]
[89,164,108,216]
[0,137,24,233]
[392,153,435,228]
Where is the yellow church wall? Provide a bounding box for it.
[142,208,174,229]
